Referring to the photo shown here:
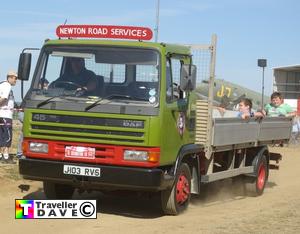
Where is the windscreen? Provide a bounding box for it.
[31,46,160,107]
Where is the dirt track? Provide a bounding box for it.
[1,146,300,234]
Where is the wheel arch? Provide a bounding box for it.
[170,144,203,194]
[171,144,202,175]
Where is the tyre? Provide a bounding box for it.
[43,181,75,199]
[244,155,268,196]
[161,163,191,215]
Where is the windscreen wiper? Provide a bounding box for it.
[84,98,103,111]
[36,96,65,108]
[36,96,61,108]
[84,94,134,111]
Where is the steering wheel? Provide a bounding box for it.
[52,81,84,90]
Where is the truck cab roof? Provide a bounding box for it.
[44,39,191,56]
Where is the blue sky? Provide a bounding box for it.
[0,0,299,101]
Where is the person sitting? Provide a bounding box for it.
[53,57,97,94]
[237,98,254,119]
[264,92,296,117]
[39,78,49,90]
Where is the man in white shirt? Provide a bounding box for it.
[0,70,18,162]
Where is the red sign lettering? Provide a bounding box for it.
[56,25,153,40]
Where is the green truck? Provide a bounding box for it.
[18,28,292,215]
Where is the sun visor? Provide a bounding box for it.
[95,49,158,65]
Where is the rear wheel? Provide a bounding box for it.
[244,155,268,196]
[43,181,75,199]
[161,163,191,215]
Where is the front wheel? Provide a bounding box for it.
[43,181,75,199]
[161,163,191,215]
[244,155,268,196]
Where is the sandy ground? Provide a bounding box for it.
[1,145,300,234]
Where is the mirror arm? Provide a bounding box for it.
[21,80,24,100]
[22,48,40,53]
[189,55,193,76]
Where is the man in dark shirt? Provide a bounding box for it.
[54,57,97,94]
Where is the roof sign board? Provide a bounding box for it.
[56,25,153,41]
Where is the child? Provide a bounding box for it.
[237,98,254,119]
[264,92,295,117]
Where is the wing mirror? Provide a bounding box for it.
[18,52,32,81]
[180,64,196,91]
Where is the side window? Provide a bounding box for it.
[166,60,172,102]
[166,57,184,102]
[170,58,181,85]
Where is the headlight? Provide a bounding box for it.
[29,142,48,153]
[123,150,148,161]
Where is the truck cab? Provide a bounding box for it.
[18,35,198,213]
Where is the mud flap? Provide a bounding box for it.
[269,152,282,170]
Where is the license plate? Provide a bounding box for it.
[65,146,95,159]
[63,165,101,177]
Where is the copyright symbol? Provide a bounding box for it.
[79,202,95,217]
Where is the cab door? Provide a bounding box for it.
[160,56,191,165]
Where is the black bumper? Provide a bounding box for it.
[19,158,174,191]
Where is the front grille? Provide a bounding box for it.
[29,113,147,145]
[32,113,144,128]
[32,125,144,137]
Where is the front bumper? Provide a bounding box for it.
[19,158,174,191]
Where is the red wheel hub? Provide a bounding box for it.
[176,173,190,204]
[257,163,266,190]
